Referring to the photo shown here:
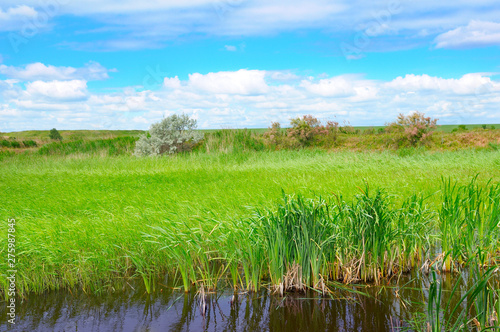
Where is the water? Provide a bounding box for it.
[1,271,496,331]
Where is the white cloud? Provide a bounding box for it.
[163,76,181,89]
[385,73,500,95]
[1,69,500,131]
[435,20,500,49]
[0,5,38,31]
[0,62,111,81]
[188,69,269,95]
[224,45,237,51]
[300,76,357,97]
[26,80,88,101]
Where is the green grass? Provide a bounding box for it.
[1,129,144,141]
[1,149,499,298]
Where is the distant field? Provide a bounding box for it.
[2,123,498,140]
[1,129,144,141]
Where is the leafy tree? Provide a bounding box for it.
[134,114,204,156]
[49,128,62,140]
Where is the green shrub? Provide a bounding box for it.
[1,140,10,148]
[134,114,203,156]
[10,141,21,148]
[49,128,62,140]
[22,140,37,148]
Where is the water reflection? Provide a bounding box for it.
[1,271,498,331]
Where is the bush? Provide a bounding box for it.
[387,112,437,147]
[363,128,375,135]
[263,122,284,148]
[134,114,203,156]
[49,128,62,140]
[1,140,10,147]
[22,140,37,148]
[10,141,21,148]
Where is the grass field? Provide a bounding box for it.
[1,148,500,296]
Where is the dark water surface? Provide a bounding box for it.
[0,271,491,332]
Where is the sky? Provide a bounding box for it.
[0,0,500,131]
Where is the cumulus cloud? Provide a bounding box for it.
[188,69,269,95]
[163,76,181,89]
[25,80,88,101]
[300,76,357,97]
[385,73,500,95]
[434,20,500,49]
[0,62,111,81]
[2,69,500,131]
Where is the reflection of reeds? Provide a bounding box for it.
[424,264,500,332]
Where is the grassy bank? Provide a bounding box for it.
[0,149,499,298]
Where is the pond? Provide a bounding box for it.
[4,269,496,332]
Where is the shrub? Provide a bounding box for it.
[10,141,21,148]
[287,115,322,146]
[22,140,37,148]
[387,112,438,147]
[377,127,386,134]
[1,140,10,147]
[134,114,203,156]
[482,124,487,130]
[363,128,375,135]
[263,122,284,148]
[49,128,62,140]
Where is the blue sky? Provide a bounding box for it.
[0,0,500,131]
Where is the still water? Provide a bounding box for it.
[0,271,484,332]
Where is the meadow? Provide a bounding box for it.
[1,127,500,330]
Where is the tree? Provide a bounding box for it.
[49,128,62,140]
[134,114,204,156]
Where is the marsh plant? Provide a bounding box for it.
[134,114,203,156]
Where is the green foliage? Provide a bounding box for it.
[38,136,137,156]
[134,114,203,156]
[1,140,11,147]
[22,140,37,148]
[1,148,500,301]
[489,142,500,151]
[202,129,264,154]
[49,128,62,140]
[363,127,375,135]
[10,140,21,148]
